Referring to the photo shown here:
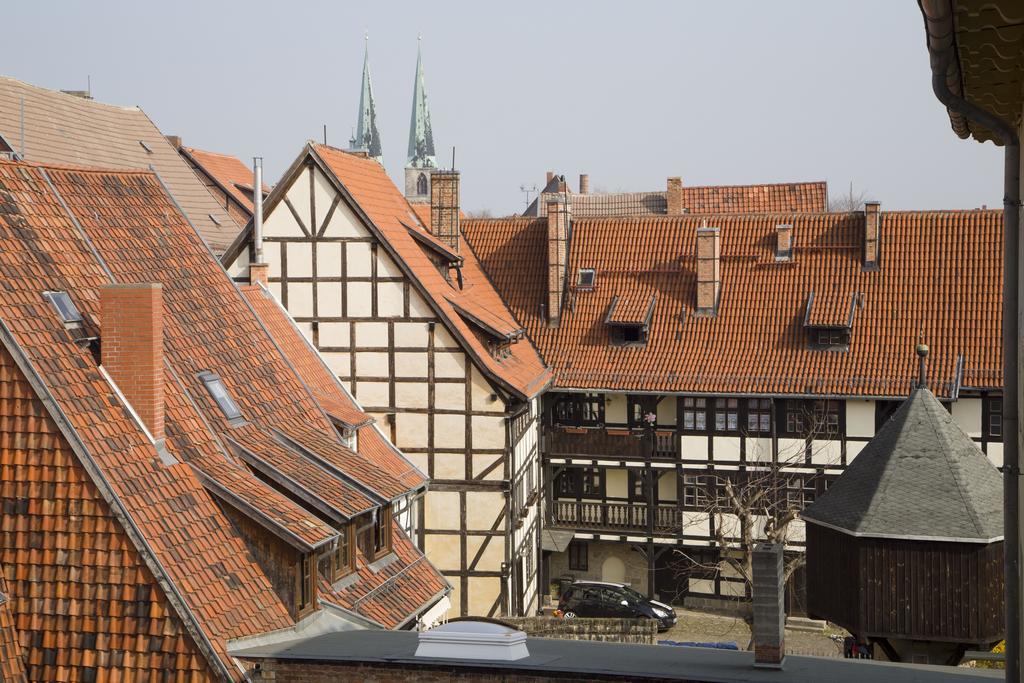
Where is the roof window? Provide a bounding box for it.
[198,371,244,422]
[208,213,222,226]
[43,291,84,327]
[139,140,153,154]
[577,269,596,289]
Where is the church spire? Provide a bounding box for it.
[407,36,436,168]
[350,34,383,163]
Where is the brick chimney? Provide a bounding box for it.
[579,174,590,195]
[101,284,164,442]
[863,201,880,270]
[752,543,786,668]
[546,197,571,326]
[667,177,684,216]
[249,263,269,286]
[695,225,720,315]
[546,171,555,185]
[165,135,182,149]
[775,224,793,262]
[430,170,461,253]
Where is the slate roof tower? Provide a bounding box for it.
[350,36,383,163]
[405,37,437,203]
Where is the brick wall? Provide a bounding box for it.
[502,616,656,644]
[429,171,460,253]
[100,283,164,440]
[247,660,662,682]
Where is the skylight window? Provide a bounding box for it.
[198,371,243,422]
[577,269,596,289]
[138,140,153,154]
[43,291,83,326]
[208,213,222,226]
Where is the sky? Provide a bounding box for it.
[1,1,1004,215]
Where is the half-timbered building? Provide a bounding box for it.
[222,143,551,618]
[463,199,1004,610]
[0,157,448,680]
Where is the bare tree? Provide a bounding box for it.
[672,401,843,625]
[464,208,495,218]
[828,182,869,212]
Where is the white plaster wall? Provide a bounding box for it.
[434,349,466,378]
[346,282,373,316]
[394,322,429,347]
[317,281,342,317]
[434,414,466,450]
[355,381,389,408]
[377,249,403,278]
[777,438,806,463]
[377,281,405,316]
[355,352,389,377]
[713,436,741,462]
[395,382,428,409]
[264,242,283,278]
[395,352,428,378]
[606,469,628,499]
[845,400,875,438]
[433,452,465,479]
[658,471,677,501]
[658,396,677,426]
[810,439,842,466]
[396,411,428,448]
[746,437,772,463]
[435,382,466,411]
[354,322,389,348]
[469,366,498,412]
[846,440,867,463]
[227,249,249,278]
[346,241,373,278]
[286,242,312,277]
[952,398,983,438]
[288,283,314,318]
[472,415,506,449]
[287,167,313,229]
[319,323,349,348]
[988,442,1004,469]
[409,289,434,319]
[681,435,709,460]
[605,393,626,424]
[322,193,370,239]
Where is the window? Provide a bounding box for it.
[297,552,315,613]
[682,472,726,509]
[208,213,222,226]
[339,427,358,451]
[356,513,375,560]
[714,398,739,432]
[373,506,392,557]
[43,291,83,326]
[138,140,153,154]
[552,393,604,426]
[568,540,588,571]
[785,476,816,508]
[416,173,428,196]
[812,400,840,436]
[555,469,578,497]
[682,397,707,431]
[628,470,650,502]
[810,327,850,349]
[581,468,603,497]
[198,372,243,422]
[332,524,355,581]
[746,398,772,433]
[785,401,806,435]
[628,395,658,429]
[987,397,1003,438]
[577,269,596,289]
[610,324,645,346]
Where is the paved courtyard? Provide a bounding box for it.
[661,610,847,658]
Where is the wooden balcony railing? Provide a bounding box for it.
[545,426,679,460]
[551,500,682,535]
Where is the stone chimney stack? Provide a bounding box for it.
[667,177,684,216]
[101,284,164,443]
[579,174,590,195]
[546,197,571,326]
[752,543,786,668]
[863,201,881,270]
[430,170,461,253]
[775,224,793,262]
[695,224,721,315]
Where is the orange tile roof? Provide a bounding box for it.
[804,290,858,328]
[531,181,828,217]
[307,144,550,399]
[0,76,242,252]
[0,158,446,676]
[0,571,25,682]
[182,146,268,216]
[463,210,1003,398]
[606,292,657,326]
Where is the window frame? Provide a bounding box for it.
[610,324,646,347]
[198,371,244,423]
[746,398,772,434]
[986,396,1003,439]
[297,551,316,615]
[577,268,596,289]
[627,395,658,429]
[681,397,708,433]
[568,540,588,571]
[331,523,356,582]
[373,506,392,558]
[713,397,740,434]
[551,393,605,427]
[43,291,84,327]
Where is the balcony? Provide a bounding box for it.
[545,426,678,460]
[551,500,681,535]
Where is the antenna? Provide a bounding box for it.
[451,146,456,170]
[19,97,25,160]
[520,184,538,209]
[87,75,92,98]
[323,124,328,145]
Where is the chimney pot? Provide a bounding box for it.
[667,177,684,215]
[695,226,721,315]
[752,543,786,668]
[430,170,461,253]
[101,284,164,443]
[863,201,881,270]
[546,198,571,326]
[579,174,590,195]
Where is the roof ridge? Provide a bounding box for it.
[0,74,141,111]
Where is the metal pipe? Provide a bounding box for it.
[925,21,1021,679]
[252,156,264,264]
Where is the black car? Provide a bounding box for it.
[557,581,677,631]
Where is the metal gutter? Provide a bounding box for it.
[920,2,1022,679]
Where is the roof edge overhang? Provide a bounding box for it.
[272,429,391,505]
[402,221,463,264]
[0,317,236,681]
[445,297,524,343]
[178,146,254,219]
[802,514,1003,545]
[225,436,358,524]
[190,465,336,553]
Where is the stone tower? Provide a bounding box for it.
[405,38,436,203]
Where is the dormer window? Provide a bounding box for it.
[44,291,84,328]
[605,293,655,347]
[577,268,596,289]
[198,371,244,423]
[803,290,858,352]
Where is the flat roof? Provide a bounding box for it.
[230,629,1001,682]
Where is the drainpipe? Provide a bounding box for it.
[926,32,1022,682]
